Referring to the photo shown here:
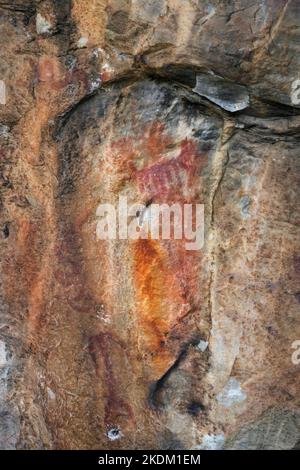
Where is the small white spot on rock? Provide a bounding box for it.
[196,434,225,450]
[0,340,10,397]
[96,305,111,324]
[107,427,123,441]
[47,387,56,401]
[197,340,209,352]
[291,78,300,105]
[91,48,101,58]
[36,13,52,35]
[102,62,113,73]
[216,378,247,408]
[0,340,7,368]
[0,124,10,136]
[0,81,6,105]
[89,78,102,92]
[77,37,88,48]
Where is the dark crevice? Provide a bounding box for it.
[2,222,10,239]
[293,440,300,450]
[0,2,36,15]
[54,75,142,136]
[187,401,205,417]
[148,337,200,409]
[54,91,100,137]
[0,1,37,26]
[52,0,72,38]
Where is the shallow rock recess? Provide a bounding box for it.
[0,0,300,450]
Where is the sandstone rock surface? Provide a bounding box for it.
[0,0,299,449]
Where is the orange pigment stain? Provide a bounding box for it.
[99,69,111,83]
[133,238,193,377]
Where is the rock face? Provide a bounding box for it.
[0,0,300,450]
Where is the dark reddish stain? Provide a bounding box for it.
[295,292,300,304]
[136,138,206,200]
[294,256,300,274]
[89,333,135,429]
[102,120,208,203]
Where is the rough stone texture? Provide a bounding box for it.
[0,0,299,450]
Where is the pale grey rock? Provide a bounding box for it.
[193,74,250,112]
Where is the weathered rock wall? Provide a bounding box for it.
[0,0,299,449]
